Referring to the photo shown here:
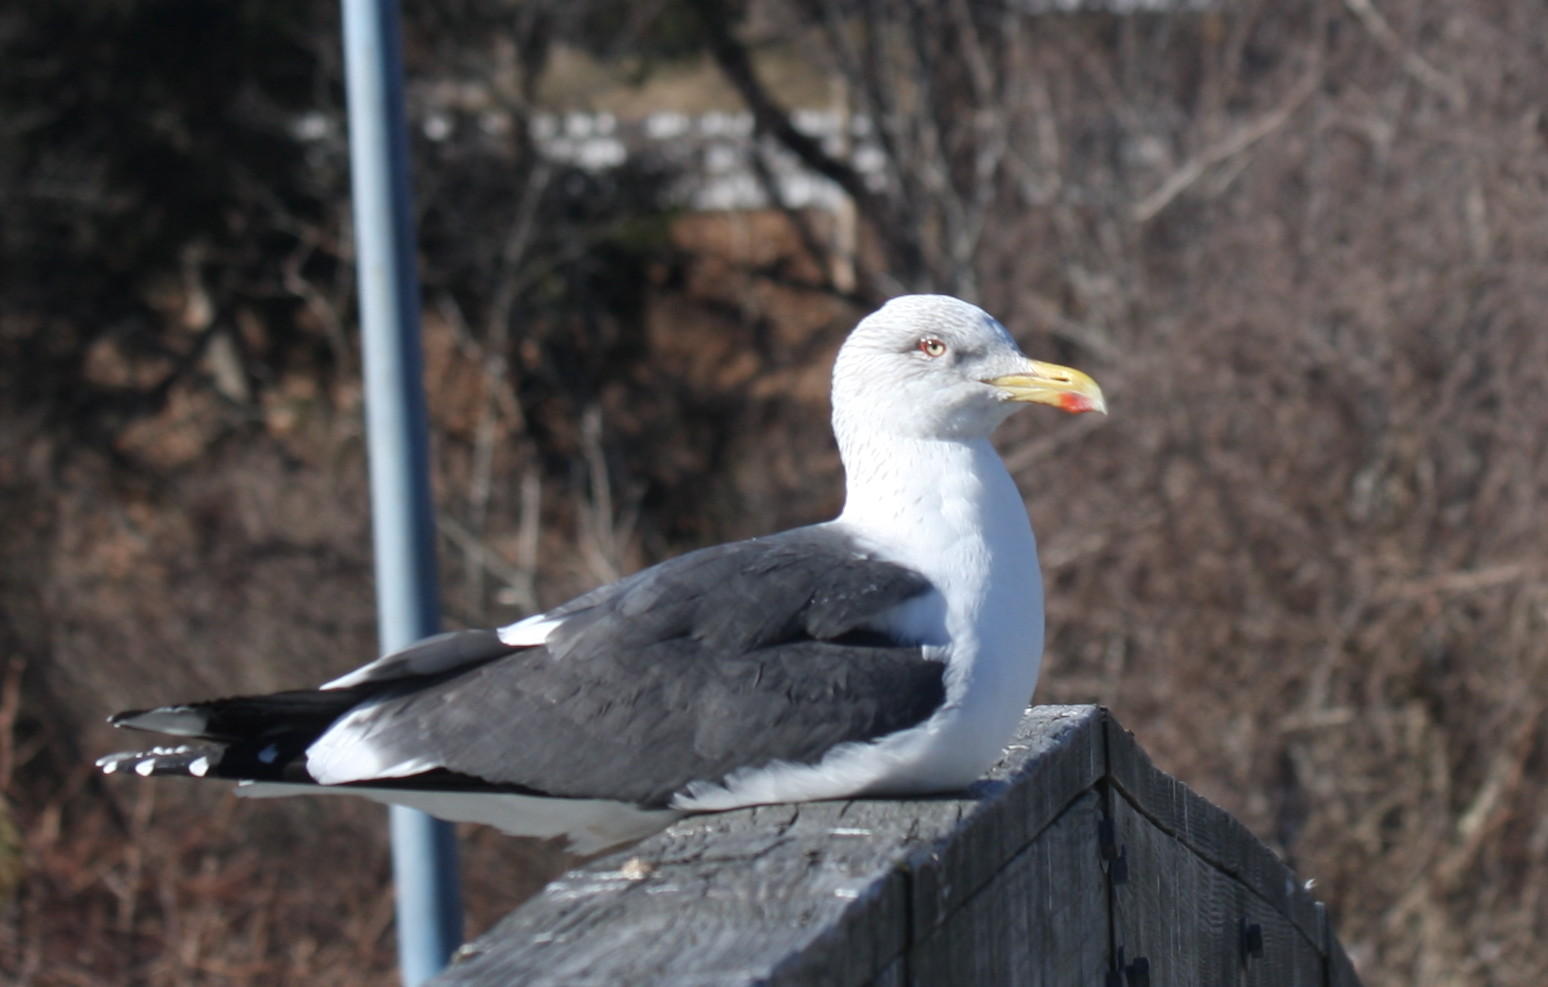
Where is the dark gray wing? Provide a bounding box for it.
[329,526,943,806]
[321,628,512,689]
[544,525,933,654]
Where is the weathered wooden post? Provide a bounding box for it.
[430,705,1360,986]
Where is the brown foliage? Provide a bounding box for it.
[4,1,1548,984]
[979,4,1548,982]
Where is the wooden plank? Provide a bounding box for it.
[905,706,1106,941]
[434,706,1362,985]
[437,801,911,987]
[435,705,1106,986]
[1323,905,1364,987]
[865,956,906,987]
[1108,790,1323,987]
[909,789,1108,985]
[1103,717,1328,952]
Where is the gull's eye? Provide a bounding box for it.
[917,337,947,358]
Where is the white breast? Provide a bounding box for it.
[844,437,1044,789]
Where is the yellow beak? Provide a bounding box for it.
[984,360,1106,415]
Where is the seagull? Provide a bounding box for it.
[97,295,1105,853]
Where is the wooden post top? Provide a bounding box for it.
[432,705,1360,986]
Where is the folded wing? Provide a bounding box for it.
[104,526,944,812]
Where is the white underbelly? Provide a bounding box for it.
[237,781,679,854]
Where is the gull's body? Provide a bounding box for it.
[99,295,1104,853]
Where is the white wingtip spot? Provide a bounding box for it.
[188,756,211,777]
[134,759,157,777]
[100,759,118,774]
[498,614,562,647]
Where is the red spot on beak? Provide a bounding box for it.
[1058,392,1096,414]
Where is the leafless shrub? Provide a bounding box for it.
[5,1,1547,984]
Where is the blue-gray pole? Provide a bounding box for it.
[340,1,462,983]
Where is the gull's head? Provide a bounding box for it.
[832,295,1105,443]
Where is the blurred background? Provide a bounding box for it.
[3,1,1545,983]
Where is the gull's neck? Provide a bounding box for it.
[834,427,1034,572]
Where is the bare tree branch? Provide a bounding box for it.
[1342,0,1469,111]
[689,0,923,287]
[1131,58,1321,224]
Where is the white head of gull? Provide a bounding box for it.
[97,294,1105,853]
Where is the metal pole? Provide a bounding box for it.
[340,1,462,983]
